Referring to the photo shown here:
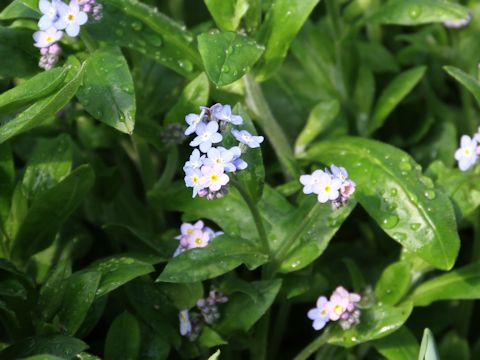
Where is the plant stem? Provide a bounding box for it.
[293,329,331,360]
[80,30,98,53]
[325,0,341,38]
[243,74,299,180]
[270,297,291,360]
[231,179,270,257]
[274,202,322,267]
[153,147,179,192]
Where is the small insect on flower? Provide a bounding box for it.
[189,121,223,153]
[54,0,88,37]
[455,135,478,171]
[231,129,264,149]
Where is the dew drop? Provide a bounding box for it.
[410,223,421,231]
[178,59,193,72]
[409,5,422,19]
[222,65,230,73]
[382,215,399,229]
[420,176,434,189]
[399,162,412,172]
[131,21,143,31]
[393,232,407,241]
[390,188,398,196]
[409,194,418,203]
[424,190,436,200]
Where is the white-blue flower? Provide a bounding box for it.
[300,170,325,195]
[179,310,192,336]
[38,0,61,30]
[184,168,205,197]
[231,129,264,148]
[212,104,243,125]
[315,172,342,203]
[33,26,63,48]
[330,165,348,182]
[204,147,236,172]
[184,109,206,136]
[54,0,88,37]
[231,146,247,170]
[189,121,223,153]
[455,135,478,171]
[183,149,205,172]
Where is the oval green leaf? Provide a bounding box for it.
[369,66,426,134]
[302,137,460,270]
[198,31,264,87]
[375,261,412,305]
[77,46,135,134]
[370,0,470,26]
[372,326,420,360]
[104,312,141,360]
[444,66,480,107]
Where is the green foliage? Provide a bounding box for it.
[1,0,480,358]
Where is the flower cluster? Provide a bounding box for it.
[33,0,103,70]
[307,286,361,331]
[179,290,228,341]
[173,220,223,257]
[300,165,356,208]
[455,129,480,171]
[183,104,263,199]
[443,12,472,29]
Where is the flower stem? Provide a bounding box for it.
[243,74,300,180]
[231,178,270,257]
[274,202,322,268]
[80,30,98,53]
[152,147,179,192]
[293,328,331,360]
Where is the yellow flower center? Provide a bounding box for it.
[324,185,331,192]
[464,148,471,156]
[67,13,75,22]
[334,304,343,315]
[192,175,199,184]
[211,174,218,181]
[187,228,193,234]
[46,36,53,43]
[194,237,203,245]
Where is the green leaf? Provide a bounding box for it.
[216,279,281,332]
[11,165,95,261]
[97,0,200,78]
[279,197,356,273]
[208,349,221,360]
[164,73,210,125]
[373,326,420,360]
[0,61,85,144]
[157,235,267,283]
[57,271,101,335]
[77,46,135,134]
[0,335,88,360]
[418,329,439,360]
[368,66,426,134]
[104,312,141,360]
[255,0,320,81]
[370,0,470,26]
[0,0,38,20]
[157,282,203,309]
[410,261,480,306]
[302,137,460,270]
[427,160,480,221]
[198,31,264,87]
[439,331,469,360]
[0,27,37,78]
[205,0,249,32]
[354,65,375,135]
[0,67,68,115]
[295,99,340,155]
[86,254,155,298]
[328,302,413,347]
[444,66,480,107]
[22,134,72,201]
[38,261,72,322]
[0,143,14,253]
[199,327,227,348]
[375,261,412,305]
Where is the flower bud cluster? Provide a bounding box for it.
[300,165,356,208]
[179,290,228,341]
[33,0,103,70]
[307,286,361,331]
[173,220,223,257]
[183,104,263,199]
[455,129,480,171]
